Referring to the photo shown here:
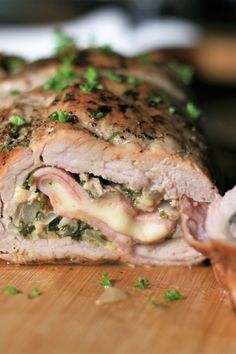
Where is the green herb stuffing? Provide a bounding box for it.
[107,132,119,141]
[134,277,151,290]
[48,111,70,123]
[4,285,22,295]
[170,61,194,85]
[47,216,61,232]
[18,220,35,237]
[150,296,168,309]
[121,185,138,199]
[10,115,26,126]
[29,288,41,298]
[88,190,100,199]
[186,102,201,121]
[100,272,112,288]
[54,29,77,55]
[163,290,184,301]
[159,209,169,219]
[22,174,33,190]
[43,55,77,92]
[80,66,103,93]
[78,175,86,186]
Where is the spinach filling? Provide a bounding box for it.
[13,190,109,247]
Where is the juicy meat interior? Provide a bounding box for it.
[0,48,217,264]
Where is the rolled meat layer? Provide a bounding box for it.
[0,48,217,264]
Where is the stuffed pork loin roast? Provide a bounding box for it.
[0,48,217,264]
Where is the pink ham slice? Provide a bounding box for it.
[33,167,178,249]
[181,187,236,312]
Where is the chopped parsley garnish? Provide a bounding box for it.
[8,126,19,139]
[94,111,105,119]
[54,29,77,55]
[0,141,17,153]
[134,277,151,290]
[10,115,26,126]
[10,89,21,96]
[169,61,194,85]
[159,209,169,219]
[105,71,124,83]
[121,185,138,199]
[163,290,184,301]
[96,44,113,55]
[148,95,163,106]
[91,105,112,120]
[80,66,103,93]
[22,174,33,190]
[105,71,141,86]
[48,111,70,123]
[4,285,22,295]
[29,288,41,298]
[64,92,75,102]
[43,55,77,92]
[137,53,152,64]
[168,106,176,115]
[186,102,201,121]
[100,272,112,288]
[150,296,168,309]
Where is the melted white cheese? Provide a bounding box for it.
[47,181,170,243]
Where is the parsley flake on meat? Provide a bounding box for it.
[48,111,70,123]
[43,55,77,92]
[186,102,201,121]
[10,115,26,126]
[169,61,194,85]
[55,29,77,55]
[80,66,103,93]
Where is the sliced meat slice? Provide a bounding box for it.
[34,167,178,244]
[0,48,217,265]
[181,188,236,311]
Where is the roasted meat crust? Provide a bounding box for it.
[0,48,217,265]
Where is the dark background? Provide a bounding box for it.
[0,0,236,25]
[0,0,235,191]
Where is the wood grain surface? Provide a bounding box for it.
[0,263,235,354]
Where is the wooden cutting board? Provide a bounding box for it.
[0,263,235,354]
